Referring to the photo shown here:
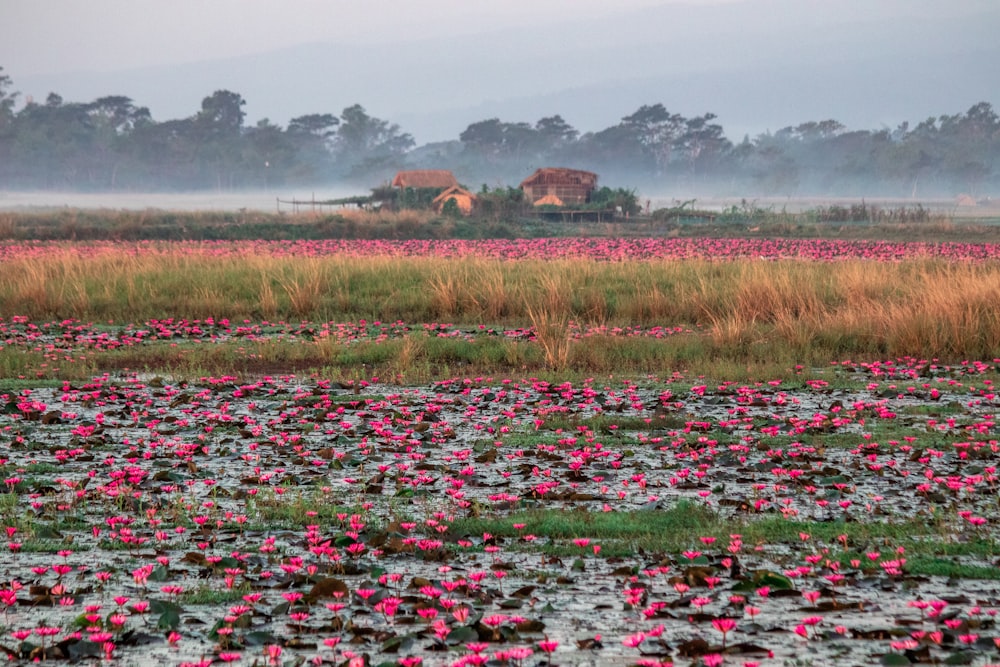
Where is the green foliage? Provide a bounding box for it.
[335,104,414,182]
[0,66,19,129]
[808,202,932,224]
[396,187,444,210]
[586,186,641,214]
[441,197,462,218]
[716,199,783,223]
[1,61,997,196]
[475,186,528,221]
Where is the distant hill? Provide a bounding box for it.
[12,0,1000,143]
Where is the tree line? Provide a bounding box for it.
[0,67,997,197]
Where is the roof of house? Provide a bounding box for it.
[520,167,598,188]
[431,186,476,205]
[532,194,564,207]
[433,186,476,214]
[391,170,459,189]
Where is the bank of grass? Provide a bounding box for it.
[2,206,999,243]
[3,253,1000,378]
[0,208,479,241]
[0,329,909,386]
[6,334,1000,390]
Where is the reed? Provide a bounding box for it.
[4,248,1000,367]
[470,262,512,321]
[526,304,571,369]
[428,273,460,318]
[278,259,328,318]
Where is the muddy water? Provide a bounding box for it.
[0,370,998,666]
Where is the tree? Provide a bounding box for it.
[780,119,845,142]
[0,67,19,184]
[197,90,246,134]
[937,102,999,195]
[570,104,690,183]
[746,134,800,194]
[675,113,731,180]
[576,124,639,164]
[128,117,202,188]
[459,117,543,180]
[3,67,997,197]
[0,66,17,124]
[498,121,535,164]
[87,96,151,188]
[475,185,526,222]
[89,96,149,134]
[620,103,686,173]
[874,117,944,197]
[535,115,578,146]
[245,118,295,189]
[334,104,414,180]
[459,118,507,161]
[286,113,339,182]
[194,90,248,189]
[288,113,339,140]
[826,129,887,193]
[589,186,641,215]
[9,92,95,187]
[533,114,578,162]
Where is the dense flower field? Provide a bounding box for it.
[2,234,1000,666]
[1,358,1000,666]
[3,237,1000,262]
[0,317,688,354]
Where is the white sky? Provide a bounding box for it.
[1,0,732,75]
[1,0,994,145]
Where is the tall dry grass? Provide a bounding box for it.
[3,249,1000,361]
[428,274,461,319]
[526,305,571,369]
[335,208,437,228]
[278,259,328,318]
[466,262,510,321]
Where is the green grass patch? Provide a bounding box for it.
[453,506,1000,577]
[536,412,689,434]
[0,377,67,391]
[181,585,253,606]
[897,402,968,416]
[902,557,1000,580]
[0,462,62,475]
[454,501,722,547]
[248,491,379,529]
[13,540,77,553]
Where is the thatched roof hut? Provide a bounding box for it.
[532,193,564,207]
[391,170,459,189]
[432,186,476,215]
[520,167,598,205]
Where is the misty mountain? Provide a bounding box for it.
[416,45,996,144]
[10,0,1000,143]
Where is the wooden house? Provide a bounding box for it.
[520,167,598,205]
[391,170,459,190]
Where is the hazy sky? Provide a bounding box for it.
[2,0,728,75]
[2,0,996,145]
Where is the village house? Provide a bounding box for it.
[520,167,598,206]
[432,185,477,215]
[391,170,459,190]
